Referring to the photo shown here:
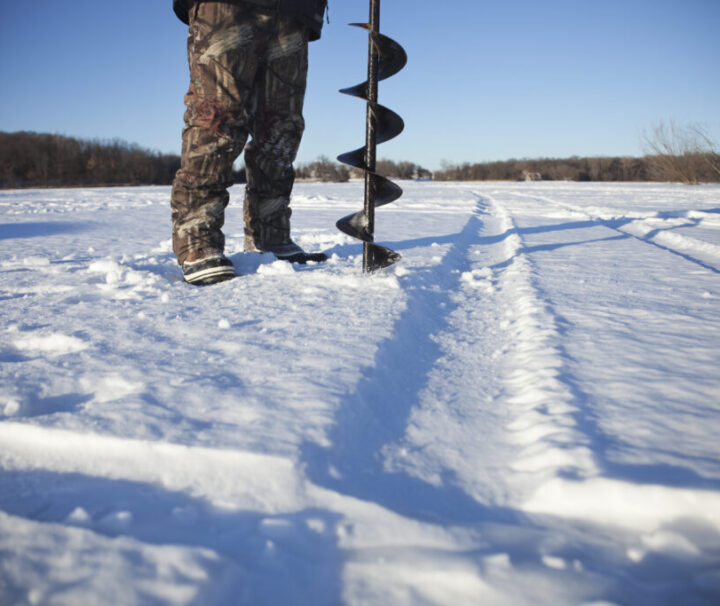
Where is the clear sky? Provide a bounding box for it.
[1,0,718,170]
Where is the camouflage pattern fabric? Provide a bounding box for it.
[173,1,327,42]
[171,1,308,264]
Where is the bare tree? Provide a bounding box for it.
[642,120,720,184]
[691,124,720,180]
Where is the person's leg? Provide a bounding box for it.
[171,2,269,266]
[242,15,310,257]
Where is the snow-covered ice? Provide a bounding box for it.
[1,181,719,605]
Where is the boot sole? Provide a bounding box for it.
[182,257,236,286]
[184,266,236,285]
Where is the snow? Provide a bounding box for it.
[1,181,719,605]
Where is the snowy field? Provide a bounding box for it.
[1,180,719,605]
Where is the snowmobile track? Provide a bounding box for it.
[507,190,720,274]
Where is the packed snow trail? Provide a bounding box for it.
[1,182,719,605]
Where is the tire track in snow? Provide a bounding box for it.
[508,190,720,274]
[481,187,720,541]
[382,188,600,504]
[303,190,599,517]
[474,192,599,499]
[302,195,514,523]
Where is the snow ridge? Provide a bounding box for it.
[365,191,599,508]
[0,423,303,513]
[508,190,720,274]
[480,193,599,492]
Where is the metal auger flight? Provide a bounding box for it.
[336,0,407,273]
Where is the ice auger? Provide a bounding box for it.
[336,0,407,272]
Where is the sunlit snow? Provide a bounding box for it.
[1,181,719,605]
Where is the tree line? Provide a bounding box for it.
[433,123,719,184]
[433,154,720,184]
[0,131,181,189]
[433,156,653,182]
[2,127,718,189]
[309,153,718,184]
[293,156,432,182]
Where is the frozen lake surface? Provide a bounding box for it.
[1,181,719,605]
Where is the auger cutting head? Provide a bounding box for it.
[336,0,407,273]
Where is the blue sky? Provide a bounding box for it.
[1,0,718,170]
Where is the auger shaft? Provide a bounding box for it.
[363,0,381,271]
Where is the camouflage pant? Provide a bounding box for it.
[171,1,309,264]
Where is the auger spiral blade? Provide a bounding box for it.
[336,0,407,273]
[338,25,407,99]
[336,104,404,165]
